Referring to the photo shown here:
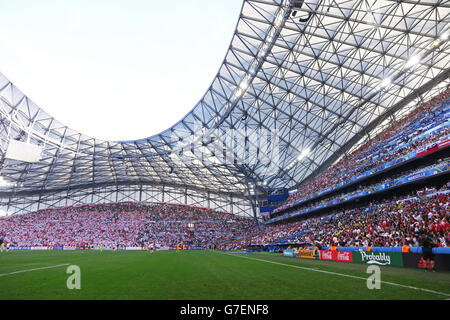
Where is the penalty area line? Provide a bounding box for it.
[0,263,70,277]
[219,252,450,299]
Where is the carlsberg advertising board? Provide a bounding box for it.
[353,250,403,267]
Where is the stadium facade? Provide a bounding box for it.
[0,0,449,217]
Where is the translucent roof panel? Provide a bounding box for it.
[0,0,449,202]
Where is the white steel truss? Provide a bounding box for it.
[0,0,449,215]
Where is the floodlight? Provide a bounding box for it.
[405,55,421,69]
[297,148,310,161]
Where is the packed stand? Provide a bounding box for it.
[270,157,449,223]
[0,203,256,248]
[274,89,450,212]
[228,184,450,249]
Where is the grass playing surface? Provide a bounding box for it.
[0,250,449,300]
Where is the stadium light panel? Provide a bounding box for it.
[297,148,310,161]
[375,78,391,91]
[433,38,442,48]
[0,176,14,188]
[239,80,248,91]
[405,55,421,69]
[5,139,43,163]
[440,32,449,41]
[379,78,391,89]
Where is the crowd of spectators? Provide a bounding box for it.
[270,157,449,223]
[1,187,447,251]
[1,90,449,253]
[227,90,450,251]
[0,203,255,248]
[275,89,450,211]
[228,185,450,249]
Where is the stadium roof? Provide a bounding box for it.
[0,0,449,202]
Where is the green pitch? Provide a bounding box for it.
[0,250,449,300]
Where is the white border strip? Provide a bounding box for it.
[0,263,69,277]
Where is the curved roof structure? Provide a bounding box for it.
[0,0,449,215]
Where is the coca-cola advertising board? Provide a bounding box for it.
[320,250,353,262]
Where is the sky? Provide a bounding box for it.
[0,0,243,141]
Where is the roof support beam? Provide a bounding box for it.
[294,67,450,190]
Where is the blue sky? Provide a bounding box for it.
[0,0,243,141]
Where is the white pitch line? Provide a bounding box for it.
[0,263,69,277]
[220,252,450,298]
